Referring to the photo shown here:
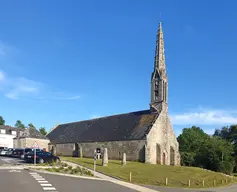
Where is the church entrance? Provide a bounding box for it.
[73,143,79,157]
[156,144,161,164]
[170,146,175,165]
[51,146,54,155]
[163,152,166,165]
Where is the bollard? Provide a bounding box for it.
[225,179,228,183]
[188,180,191,187]
[222,179,224,184]
[165,177,168,185]
[129,172,132,182]
[202,180,205,187]
[213,180,216,186]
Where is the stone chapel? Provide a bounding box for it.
[47,22,180,165]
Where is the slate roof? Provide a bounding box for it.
[0,125,24,135]
[47,109,158,144]
[17,127,48,140]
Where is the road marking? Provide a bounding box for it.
[43,187,56,190]
[38,180,49,183]
[34,177,45,179]
[41,184,52,186]
[29,172,57,191]
[8,170,21,172]
[30,172,38,175]
[35,178,46,181]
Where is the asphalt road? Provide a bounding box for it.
[0,155,25,166]
[0,169,44,192]
[38,172,138,192]
[0,156,139,192]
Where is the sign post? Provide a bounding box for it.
[32,141,39,165]
[93,149,97,177]
[34,148,36,165]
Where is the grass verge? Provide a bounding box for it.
[61,157,237,188]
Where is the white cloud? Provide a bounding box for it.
[0,69,80,100]
[170,108,237,125]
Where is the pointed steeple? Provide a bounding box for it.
[154,22,166,73]
[150,22,168,112]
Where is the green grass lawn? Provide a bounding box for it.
[60,157,237,188]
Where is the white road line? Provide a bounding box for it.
[35,178,46,181]
[30,172,38,175]
[41,184,52,186]
[34,177,45,180]
[38,181,49,183]
[33,176,44,178]
[29,172,57,191]
[43,187,56,190]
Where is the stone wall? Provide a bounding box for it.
[14,138,50,151]
[145,104,180,165]
[52,140,146,161]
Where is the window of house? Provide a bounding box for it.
[11,131,16,135]
[0,129,6,134]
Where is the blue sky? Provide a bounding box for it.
[0,0,237,136]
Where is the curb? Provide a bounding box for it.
[24,168,105,181]
[62,160,121,180]
[0,166,23,169]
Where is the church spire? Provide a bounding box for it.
[154,22,166,73]
[150,22,168,112]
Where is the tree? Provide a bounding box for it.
[39,127,47,136]
[15,120,25,129]
[178,126,235,174]
[177,126,210,153]
[0,116,5,125]
[214,125,237,172]
[28,123,36,129]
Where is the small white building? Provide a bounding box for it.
[0,125,24,148]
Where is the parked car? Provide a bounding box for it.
[20,148,44,159]
[24,151,60,164]
[0,149,8,156]
[11,148,24,158]
[0,147,7,152]
[5,148,14,156]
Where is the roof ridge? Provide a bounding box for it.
[58,109,155,126]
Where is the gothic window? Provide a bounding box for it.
[155,81,159,89]
[155,90,158,100]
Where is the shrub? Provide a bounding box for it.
[218,161,234,175]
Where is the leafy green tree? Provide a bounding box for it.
[39,127,47,136]
[214,125,237,171]
[15,120,25,129]
[177,126,209,153]
[178,126,235,174]
[28,123,36,129]
[180,152,195,166]
[0,116,5,125]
